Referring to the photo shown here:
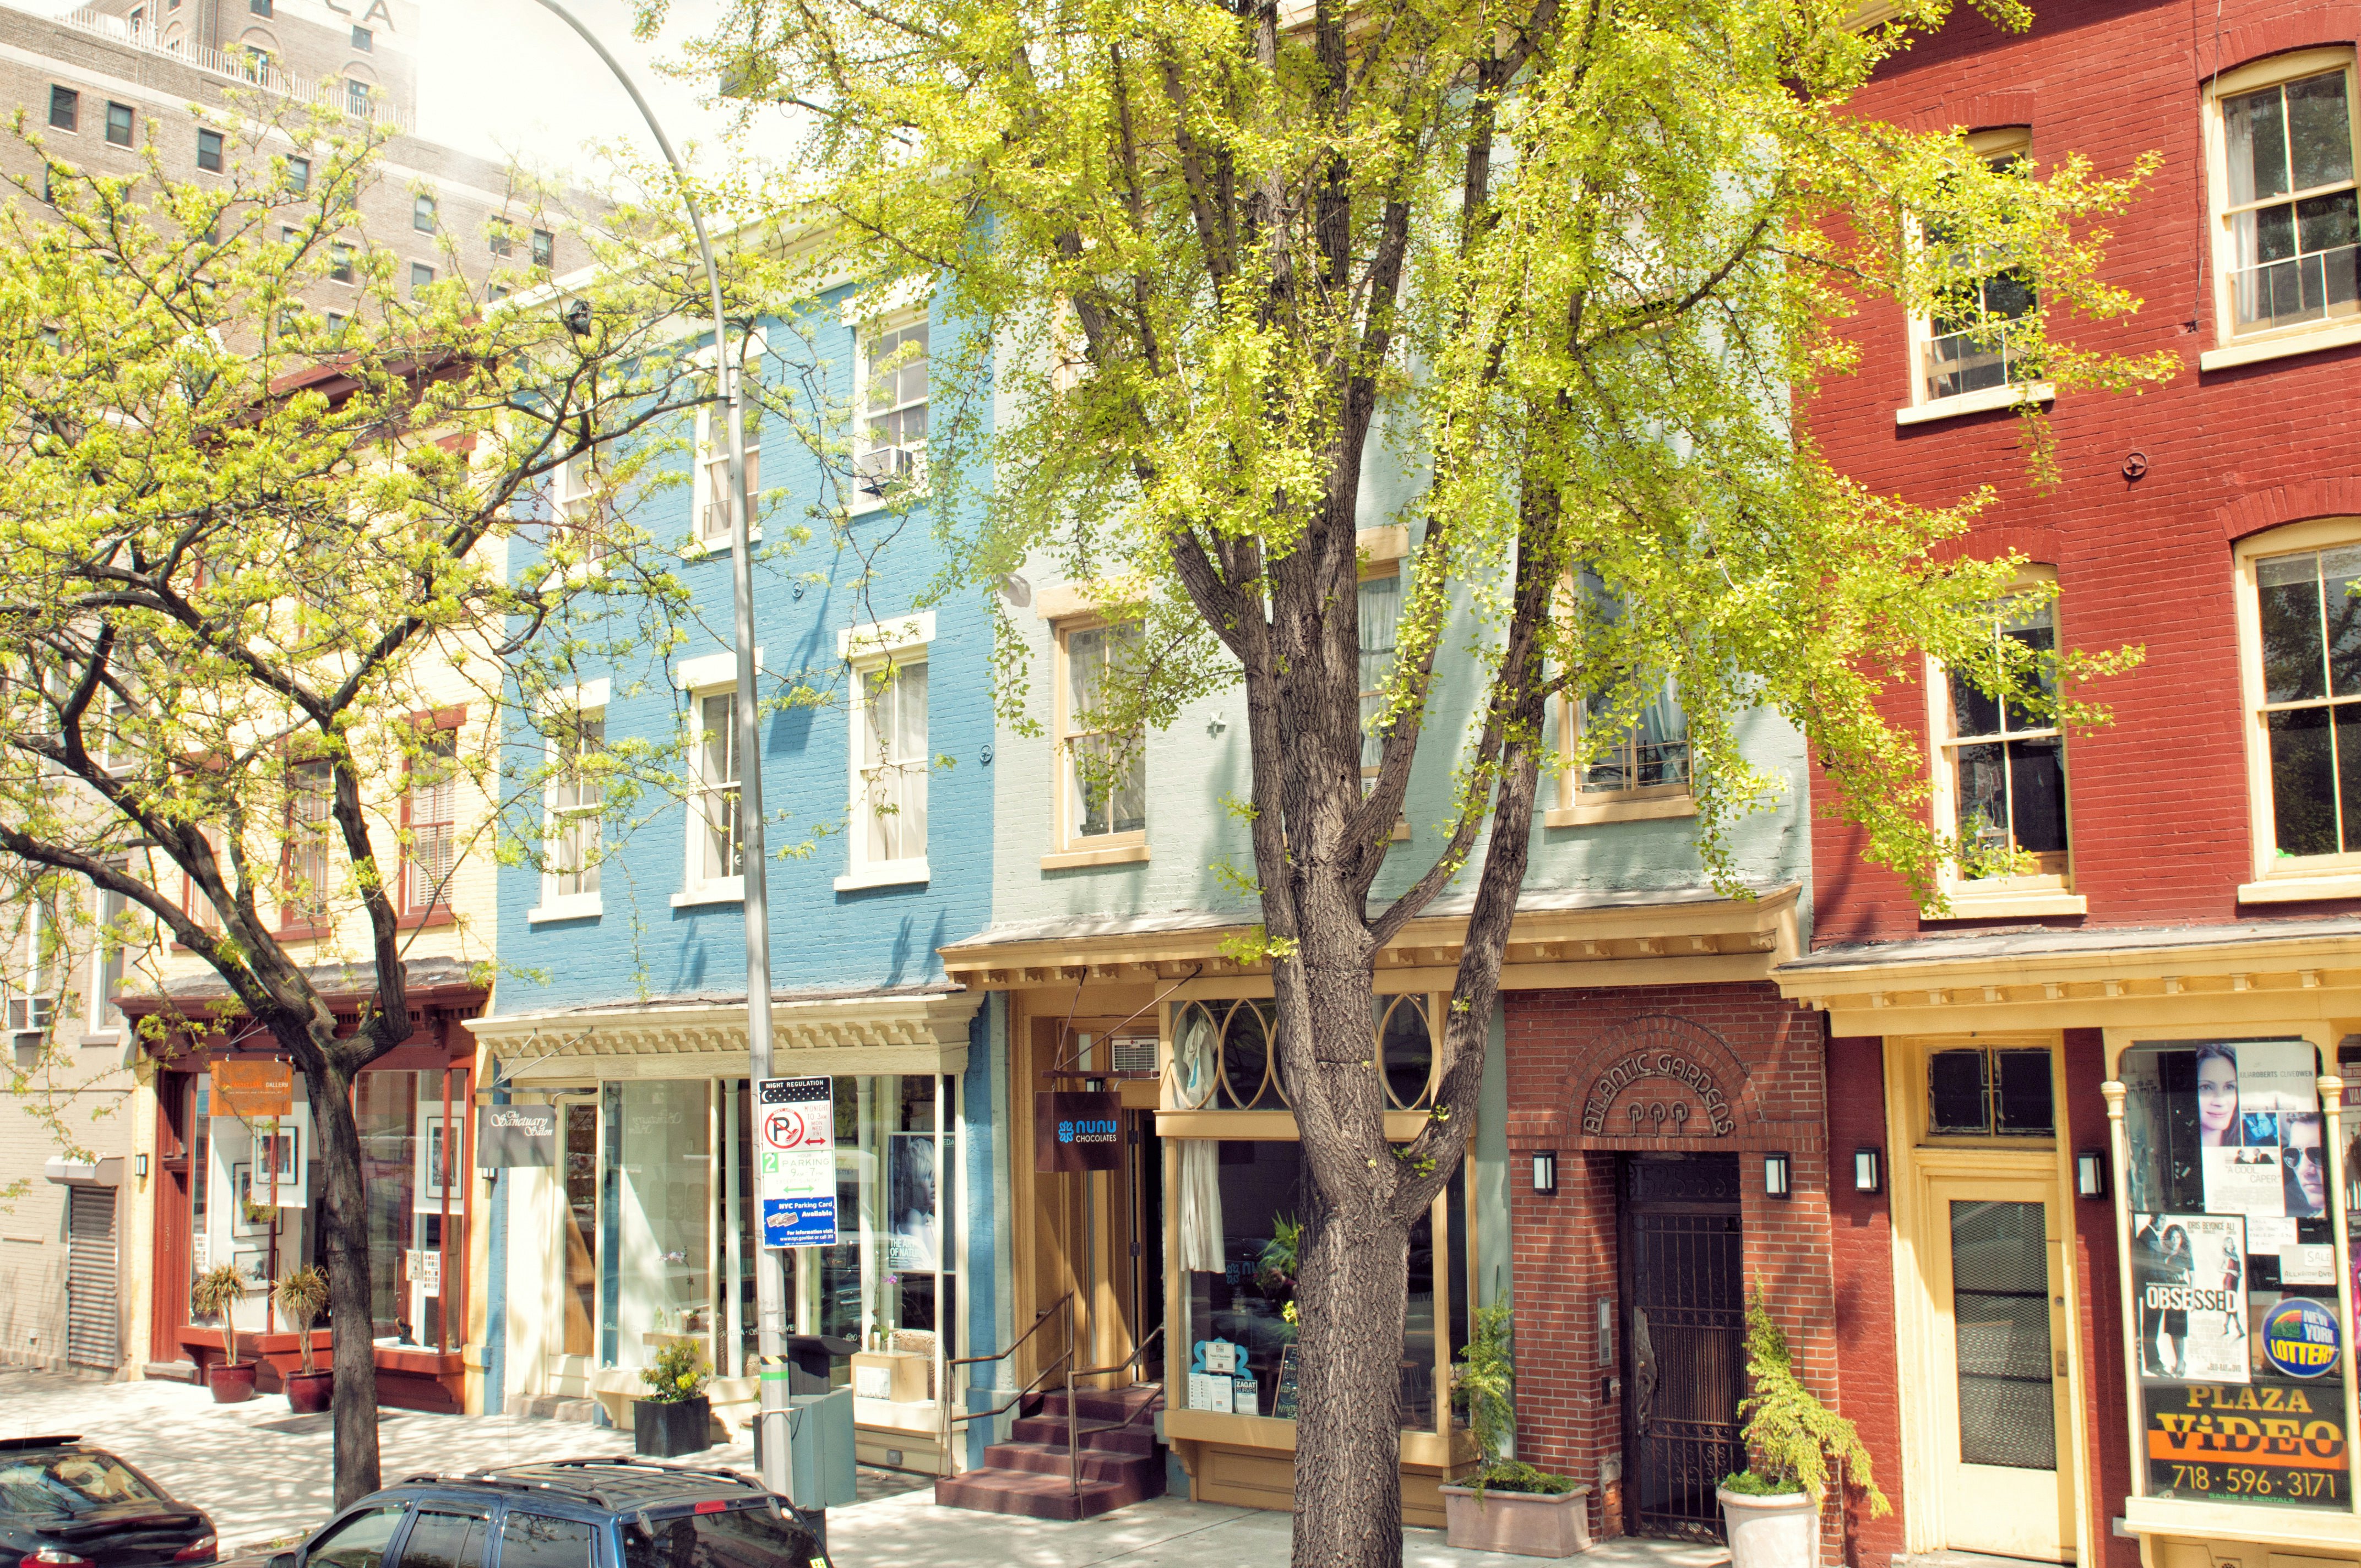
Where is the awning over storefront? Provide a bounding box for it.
[466,983,981,1080]
[1776,915,2361,1037]
[939,880,1803,992]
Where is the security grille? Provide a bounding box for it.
[1623,1155,1744,1542]
[1950,1199,2056,1470]
[66,1186,119,1369]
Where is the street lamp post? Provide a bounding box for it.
[525,0,792,1501]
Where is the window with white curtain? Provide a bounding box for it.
[1358,571,1400,792]
[849,659,927,883]
[546,711,604,904]
[692,690,742,891]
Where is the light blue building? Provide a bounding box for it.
[469,297,1002,1473]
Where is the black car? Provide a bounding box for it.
[243,1460,829,1568]
[0,1436,217,1568]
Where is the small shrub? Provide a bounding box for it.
[640,1338,709,1403]
[1473,1461,1580,1496]
[1731,1286,1889,1516]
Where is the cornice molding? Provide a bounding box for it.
[467,992,980,1079]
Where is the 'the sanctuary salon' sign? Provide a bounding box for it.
[475,1104,558,1167]
[1581,1050,1736,1137]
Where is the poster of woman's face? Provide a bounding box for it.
[2197,1046,2242,1147]
[2283,1112,2329,1217]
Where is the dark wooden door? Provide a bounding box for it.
[149,1071,193,1363]
[1620,1153,1745,1541]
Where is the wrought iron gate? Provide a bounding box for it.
[1620,1154,1744,1540]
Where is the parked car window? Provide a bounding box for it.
[496,1512,596,1568]
[308,1505,410,1568]
[398,1510,489,1568]
[0,1450,160,1515]
[622,1508,822,1568]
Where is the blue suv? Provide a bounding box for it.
[252,1460,829,1568]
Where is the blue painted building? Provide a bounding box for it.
[468,296,1003,1471]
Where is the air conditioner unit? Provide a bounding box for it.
[856,445,923,499]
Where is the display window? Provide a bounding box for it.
[1171,1142,1467,1435]
[573,1071,957,1390]
[1165,988,1471,1438]
[2116,1039,2353,1511]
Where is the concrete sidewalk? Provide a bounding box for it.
[0,1369,1731,1568]
[824,1490,1733,1568]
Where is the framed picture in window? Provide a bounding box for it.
[230,1162,272,1236]
[419,1116,450,1200]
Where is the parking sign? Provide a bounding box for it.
[756,1076,837,1248]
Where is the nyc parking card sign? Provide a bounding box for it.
[757,1077,837,1248]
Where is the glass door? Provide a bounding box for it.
[558,1099,600,1359]
[1929,1177,2075,1559]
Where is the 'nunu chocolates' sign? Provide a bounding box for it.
[1036,1091,1123,1173]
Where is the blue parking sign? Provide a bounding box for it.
[761,1194,838,1248]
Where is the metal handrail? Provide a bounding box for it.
[1071,1323,1168,1434]
[938,1293,1078,1484]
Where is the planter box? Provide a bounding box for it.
[634,1396,712,1458]
[285,1369,333,1414]
[1439,1483,1593,1559]
[1718,1485,1818,1568]
[208,1363,258,1404]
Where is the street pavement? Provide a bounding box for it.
[0,1366,1731,1567]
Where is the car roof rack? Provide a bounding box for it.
[0,1436,83,1452]
[396,1471,615,1509]
[540,1458,759,1490]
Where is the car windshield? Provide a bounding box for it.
[0,1451,161,1516]
[622,1508,819,1568]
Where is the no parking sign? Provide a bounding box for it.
[757,1076,837,1248]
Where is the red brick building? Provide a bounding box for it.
[1778,2,2361,1564]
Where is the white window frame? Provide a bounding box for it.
[836,614,934,891]
[671,649,758,906]
[1898,127,2057,425]
[2234,517,2361,902]
[531,678,610,923]
[1051,617,1148,865]
[1546,568,1698,828]
[87,870,129,1038]
[2202,50,2361,371]
[852,310,929,513]
[402,730,458,918]
[686,328,768,553]
[1923,567,2086,918]
[7,899,57,1039]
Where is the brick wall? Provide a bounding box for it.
[1805,0,2361,946]
[2064,1027,2138,1566]
[1825,1033,1907,1564]
[1505,982,1857,1548]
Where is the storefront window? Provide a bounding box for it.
[1176,1139,1465,1433]
[601,1079,713,1371]
[358,1068,467,1351]
[2119,1040,2349,1510]
[807,1074,956,1363]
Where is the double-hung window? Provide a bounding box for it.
[839,618,933,890]
[856,317,928,500]
[1554,567,1693,824]
[692,690,743,892]
[48,87,77,133]
[104,102,133,148]
[541,706,604,915]
[2210,55,2361,349]
[1359,570,1400,793]
[1056,622,1145,856]
[90,873,128,1033]
[403,731,458,917]
[694,395,761,548]
[1907,128,2041,416]
[1928,581,2077,913]
[282,758,334,933]
[196,128,222,173]
[2239,526,2361,897]
[7,900,57,1037]
[551,449,607,564]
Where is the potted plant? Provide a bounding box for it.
[1720,1287,1887,1568]
[274,1265,332,1413]
[191,1262,255,1403]
[1439,1302,1592,1559]
[633,1337,711,1457]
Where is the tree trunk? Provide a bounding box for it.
[1290,1196,1411,1568]
[309,1054,383,1505]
